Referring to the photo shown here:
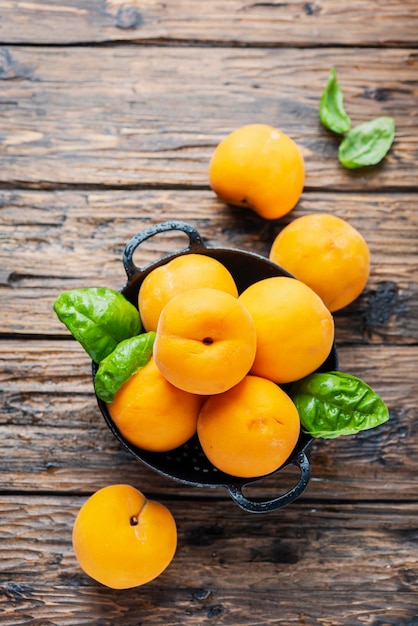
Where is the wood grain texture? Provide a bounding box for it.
[1,189,417,343]
[0,46,415,189]
[1,588,417,626]
[0,497,417,625]
[1,3,417,623]
[0,0,417,46]
[0,339,415,499]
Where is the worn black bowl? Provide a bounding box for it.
[93,221,338,513]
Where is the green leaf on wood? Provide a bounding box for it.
[338,116,395,169]
[53,287,142,363]
[291,371,389,439]
[319,67,351,134]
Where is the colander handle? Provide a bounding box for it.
[123,221,205,280]
[226,451,311,514]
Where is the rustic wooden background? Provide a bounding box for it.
[1,1,418,624]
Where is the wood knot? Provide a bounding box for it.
[303,3,321,16]
[115,7,143,30]
[0,48,32,80]
[362,281,404,332]
[363,86,392,102]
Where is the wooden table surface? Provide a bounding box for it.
[1,2,418,624]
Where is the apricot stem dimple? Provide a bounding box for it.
[202,337,214,345]
[129,497,147,527]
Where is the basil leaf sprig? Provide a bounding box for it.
[338,116,396,169]
[94,332,156,403]
[319,67,351,134]
[319,67,395,169]
[291,371,389,439]
[53,287,142,363]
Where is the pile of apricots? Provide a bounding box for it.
[70,123,372,590]
[110,252,335,480]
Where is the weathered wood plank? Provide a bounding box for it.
[0,497,417,624]
[1,190,417,343]
[0,0,417,46]
[1,586,417,626]
[0,340,415,499]
[0,47,415,189]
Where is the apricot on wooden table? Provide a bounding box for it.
[209,123,305,220]
[72,484,177,589]
[269,213,370,312]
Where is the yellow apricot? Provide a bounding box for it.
[239,276,334,383]
[209,124,304,219]
[138,253,238,331]
[108,357,203,452]
[72,484,177,589]
[197,375,300,478]
[153,287,257,395]
[269,213,370,311]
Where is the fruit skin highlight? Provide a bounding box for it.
[269,213,370,312]
[72,484,177,589]
[197,375,300,478]
[108,357,203,452]
[239,276,334,384]
[153,287,257,395]
[208,123,305,220]
[138,253,238,331]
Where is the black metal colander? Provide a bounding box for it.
[93,221,338,513]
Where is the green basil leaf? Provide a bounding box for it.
[53,287,142,363]
[291,371,389,439]
[94,332,156,403]
[319,67,351,134]
[338,116,395,169]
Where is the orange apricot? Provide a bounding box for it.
[153,287,257,395]
[269,213,370,312]
[138,253,238,331]
[108,357,203,452]
[238,276,334,384]
[72,484,177,589]
[208,123,305,220]
[197,375,300,478]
